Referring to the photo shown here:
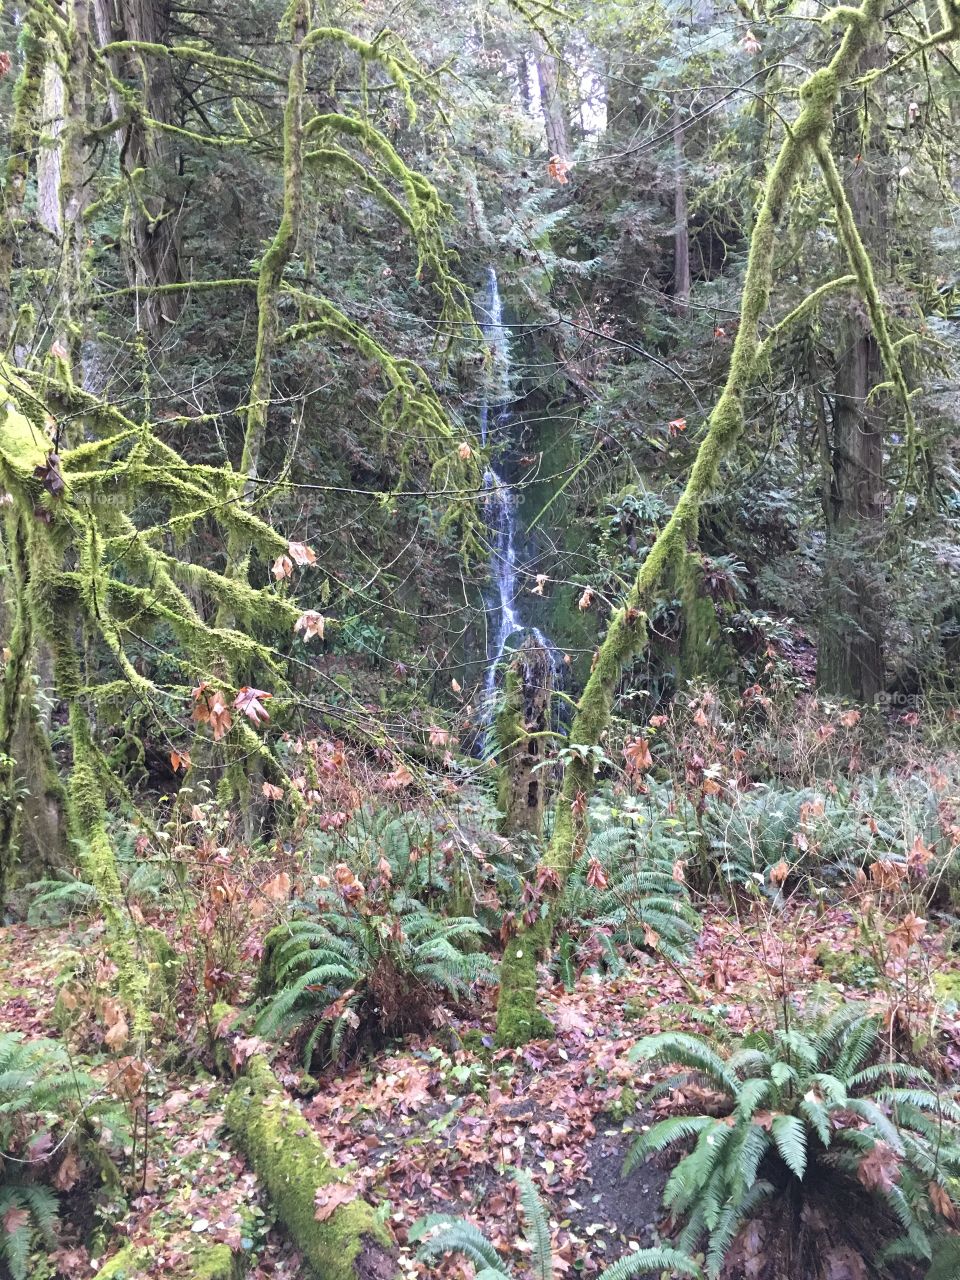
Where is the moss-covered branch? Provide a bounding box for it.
[238,0,310,501]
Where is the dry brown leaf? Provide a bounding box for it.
[313,1183,357,1221]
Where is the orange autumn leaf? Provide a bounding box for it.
[272,553,293,581]
[547,154,570,184]
[234,686,272,726]
[294,610,327,641]
[624,737,653,774]
[261,871,292,903]
[929,1181,956,1221]
[586,857,608,890]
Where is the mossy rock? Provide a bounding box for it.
[606,1084,638,1122]
[92,1243,242,1279]
[225,1056,396,1280]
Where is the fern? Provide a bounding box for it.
[414,1169,702,1279]
[627,1006,960,1278]
[557,798,701,980]
[257,885,494,1066]
[0,1033,123,1280]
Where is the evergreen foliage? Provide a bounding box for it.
[413,1168,702,1280]
[627,1008,960,1277]
[0,1032,125,1280]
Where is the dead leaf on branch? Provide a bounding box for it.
[234,686,272,726]
[261,871,291,903]
[547,154,571,184]
[624,737,653,774]
[294,610,328,641]
[34,451,65,497]
[288,541,317,567]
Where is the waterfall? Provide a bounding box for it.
[478,268,558,724]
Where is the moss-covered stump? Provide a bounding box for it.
[495,924,554,1048]
[92,1242,242,1278]
[225,1056,396,1280]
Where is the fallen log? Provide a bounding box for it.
[224,1056,396,1280]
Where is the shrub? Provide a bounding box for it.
[627,1007,960,1278]
[413,1167,702,1279]
[0,1032,125,1280]
[556,795,701,985]
[256,876,494,1065]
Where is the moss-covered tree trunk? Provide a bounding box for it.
[494,635,553,838]
[0,515,69,903]
[494,636,555,1047]
[0,8,47,349]
[493,0,955,1044]
[109,0,184,340]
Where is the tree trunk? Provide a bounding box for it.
[0,9,47,350]
[495,636,553,838]
[102,0,183,339]
[817,42,887,705]
[535,36,570,160]
[494,637,555,1047]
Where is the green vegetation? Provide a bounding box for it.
[1,0,959,1274]
[628,1009,960,1276]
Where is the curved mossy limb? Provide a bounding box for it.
[225,1056,396,1280]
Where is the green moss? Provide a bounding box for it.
[933,971,960,1006]
[91,1246,144,1279]
[495,924,553,1048]
[815,944,878,989]
[607,1085,637,1122]
[225,1056,395,1280]
[91,1244,241,1279]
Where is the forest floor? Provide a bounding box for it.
[3,897,960,1280]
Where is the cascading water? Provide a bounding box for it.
[477,267,558,724]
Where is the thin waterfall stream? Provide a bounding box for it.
[478,267,558,727]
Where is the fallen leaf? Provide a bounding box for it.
[314,1180,357,1221]
[856,1142,900,1193]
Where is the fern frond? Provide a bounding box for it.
[515,1169,552,1280]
